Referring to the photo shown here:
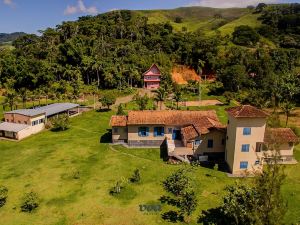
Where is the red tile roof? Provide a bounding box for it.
[181,125,199,141]
[226,105,269,118]
[126,110,219,126]
[110,115,127,127]
[264,128,299,143]
[181,117,226,141]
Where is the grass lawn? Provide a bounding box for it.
[0,110,299,224]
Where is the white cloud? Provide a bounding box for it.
[3,0,15,7]
[188,0,279,8]
[64,0,98,15]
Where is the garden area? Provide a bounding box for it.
[0,109,299,225]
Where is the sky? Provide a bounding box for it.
[0,0,299,34]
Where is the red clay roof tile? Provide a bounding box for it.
[264,128,299,143]
[226,105,269,118]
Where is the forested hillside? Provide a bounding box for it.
[0,4,299,109]
[0,32,26,44]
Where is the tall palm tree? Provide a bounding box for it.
[173,88,182,110]
[154,87,167,110]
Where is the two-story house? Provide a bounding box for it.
[143,64,161,89]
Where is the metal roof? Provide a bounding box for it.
[6,103,79,117]
[0,122,29,132]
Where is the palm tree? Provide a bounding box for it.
[173,88,182,110]
[154,87,167,110]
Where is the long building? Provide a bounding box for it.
[0,103,79,140]
[110,105,299,175]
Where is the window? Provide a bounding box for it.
[39,119,45,124]
[113,128,118,133]
[256,142,263,152]
[241,144,250,152]
[240,161,248,169]
[195,140,201,145]
[154,127,164,137]
[221,139,225,145]
[255,160,260,165]
[243,128,251,135]
[32,120,39,126]
[207,139,213,148]
[138,127,149,137]
[289,142,293,147]
[227,120,230,124]
[168,128,173,134]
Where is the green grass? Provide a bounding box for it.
[0,109,299,224]
[134,7,249,33]
[217,13,262,36]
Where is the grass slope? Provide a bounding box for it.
[0,109,299,224]
[217,13,262,36]
[134,7,250,32]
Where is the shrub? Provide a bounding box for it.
[174,16,183,23]
[20,191,40,212]
[232,25,260,46]
[116,104,126,115]
[109,181,123,195]
[51,114,70,131]
[130,169,141,183]
[0,185,8,208]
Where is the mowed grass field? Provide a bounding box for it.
[0,110,299,224]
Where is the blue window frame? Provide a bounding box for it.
[241,144,250,152]
[207,139,213,148]
[154,127,165,137]
[138,127,149,137]
[240,161,248,169]
[243,128,251,135]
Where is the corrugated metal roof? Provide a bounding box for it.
[0,122,29,132]
[6,103,79,117]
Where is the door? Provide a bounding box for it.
[172,129,181,140]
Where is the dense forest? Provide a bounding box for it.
[0,3,299,109]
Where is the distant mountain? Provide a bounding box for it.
[0,32,26,43]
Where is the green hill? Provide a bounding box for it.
[133,7,253,33]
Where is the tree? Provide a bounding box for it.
[134,94,149,110]
[51,114,70,131]
[254,148,287,225]
[221,184,260,225]
[232,25,260,46]
[162,169,190,197]
[199,149,287,225]
[99,94,116,109]
[154,87,167,110]
[280,101,295,127]
[116,104,126,115]
[173,87,182,110]
[255,3,267,13]
[217,65,247,92]
[179,190,198,222]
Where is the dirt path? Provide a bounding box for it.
[179,100,223,107]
